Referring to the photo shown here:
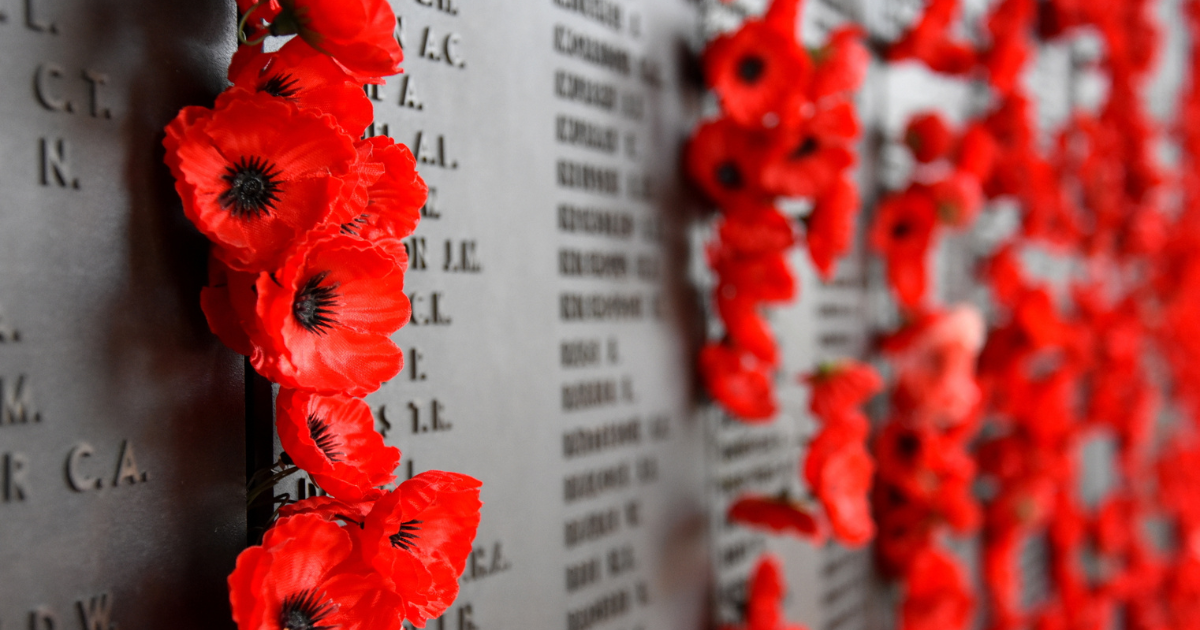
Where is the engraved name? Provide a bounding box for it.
[553,25,631,75]
[557,204,633,239]
[563,463,630,502]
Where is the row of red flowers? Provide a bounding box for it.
[164,1,482,628]
[695,0,1200,627]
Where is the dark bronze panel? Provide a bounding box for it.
[0,1,246,627]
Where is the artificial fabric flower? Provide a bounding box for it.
[728,495,823,540]
[354,471,483,628]
[225,37,376,136]
[887,0,976,74]
[686,118,773,208]
[759,102,858,199]
[721,555,808,630]
[703,0,808,129]
[700,342,777,421]
[931,171,983,227]
[904,113,955,163]
[165,92,360,272]
[346,136,427,265]
[257,0,404,79]
[251,231,410,397]
[805,359,882,422]
[717,294,779,366]
[809,26,869,101]
[814,440,876,546]
[200,256,257,357]
[718,206,795,256]
[885,306,985,427]
[228,513,403,630]
[869,188,938,309]
[901,546,975,630]
[710,246,797,304]
[276,388,400,501]
[806,175,859,280]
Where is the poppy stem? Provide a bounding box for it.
[246,465,300,508]
[237,0,270,45]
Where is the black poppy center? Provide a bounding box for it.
[389,519,423,551]
[219,156,283,218]
[896,433,921,458]
[715,161,744,190]
[279,589,336,630]
[791,136,820,159]
[307,414,344,463]
[737,55,766,84]
[293,271,340,335]
[259,73,301,98]
[891,220,913,239]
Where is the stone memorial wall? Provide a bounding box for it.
[0,0,1190,628]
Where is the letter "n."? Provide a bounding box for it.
[40,138,78,188]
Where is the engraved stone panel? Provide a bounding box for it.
[0,0,246,627]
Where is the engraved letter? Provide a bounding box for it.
[444,33,465,68]
[40,138,79,188]
[28,608,56,630]
[421,27,442,61]
[409,347,426,381]
[399,75,424,110]
[76,594,112,630]
[4,452,29,502]
[413,132,437,165]
[24,0,55,33]
[81,70,111,118]
[66,443,101,491]
[113,440,145,486]
[3,374,41,424]
[421,186,440,219]
[34,63,71,112]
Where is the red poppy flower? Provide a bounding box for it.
[277,493,381,522]
[805,421,868,490]
[718,206,795,256]
[703,12,809,129]
[874,502,935,576]
[815,440,876,546]
[955,123,997,180]
[905,113,955,163]
[686,118,774,208]
[760,106,858,199]
[806,175,859,280]
[224,38,375,136]
[265,0,404,80]
[353,471,482,628]
[886,306,984,426]
[806,360,882,421]
[228,513,403,630]
[165,91,360,272]
[728,495,823,541]
[931,171,983,227]
[710,246,797,304]
[869,188,938,308]
[200,256,257,356]
[724,555,808,630]
[887,0,976,75]
[901,546,975,630]
[276,388,400,502]
[251,232,410,397]
[344,136,427,265]
[717,293,779,366]
[700,342,777,421]
[809,27,869,101]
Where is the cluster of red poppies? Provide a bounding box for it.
[724,359,882,549]
[871,112,994,307]
[867,0,1200,628]
[163,2,482,629]
[688,0,868,421]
